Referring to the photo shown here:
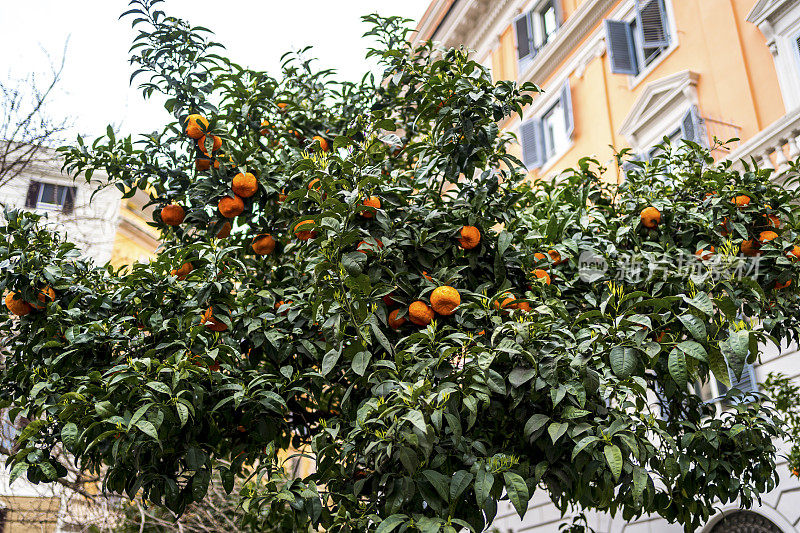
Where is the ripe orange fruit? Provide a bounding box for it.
[31,286,55,310]
[695,247,715,260]
[640,206,661,229]
[720,217,731,237]
[5,292,32,316]
[759,230,779,243]
[496,295,530,313]
[198,134,222,154]
[740,239,760,257]
[458,226,481,249]
[252,234,276,255]
[294,220,317,241]
[548,250,564,265]
[408,301,434,326]
[277,189,287,203]
[776,279,792,290]
[215,221,231,238]
[430,286,461,316]
[232,172,258,198]
[763,206,781,228]
[260,120,271,136]
[382,293,396,307]
[786,245,800,261]
[360,197,381,218]
[171,262,193,280]
[422,271,433,281]
[277,102,288,111]
[534,252,547,261]
[161,204,185,226]
[201,307,228,332]
[312,135,329,152]
[185,114,208,139]
[388,309,406,330]
[532,269,551,285]
[308,178,321,191]
[732,195,751,208]
[218,195,244,218]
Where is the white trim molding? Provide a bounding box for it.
[619,69,700,150]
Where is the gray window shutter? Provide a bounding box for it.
[680,106,707,147]
[636,0,670,48]
[727,363,757,401]
[25,181,40,208]
[605,20,638,75]
[514,13,533,61]
[520,119,543,169]
[561,83,574,139]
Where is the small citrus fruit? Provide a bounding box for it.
[171,262,193,280]
[458,226,481,249]
[640,206,661,229]
[218,195,244,218]
[732,195,751,208]
[532,269,551,285]
[232,172,258,198]
[388,309,406,330]
[430,286,461,316]
[312,135,329,152]
[360,197,381,218]
[408,301,434,326]
[740,239,760,257]
[759,230,779,243]
[5,292,32,316]
[695,247,715,260]
[294,220,317,241]
[252,234,276,255]
[215,221,231,238]
[161,204,185,226]
[184,114,208,139]
[201,307,228,332]
[31,286,55,309]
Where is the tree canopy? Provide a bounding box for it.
[2,1,800,531]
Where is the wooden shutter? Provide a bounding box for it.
[636,0,670,48]
[561,83,574,139]
[514,13,533,61]
[520,119,543,169]
[605,20,638,75]
[25,181,40,208]
[62,186,76,215]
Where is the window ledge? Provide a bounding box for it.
[628,40,679,90]
[539,139,575,175]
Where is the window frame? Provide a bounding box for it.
[514,0,562,69]
[28,180,77,214]
[519,82,574,171]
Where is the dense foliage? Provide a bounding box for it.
[2,1,800,531]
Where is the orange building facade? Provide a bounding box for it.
[415,0,800,183]
[414,1,800,531]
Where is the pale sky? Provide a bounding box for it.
[0,1,431,141]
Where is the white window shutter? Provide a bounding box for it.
[561,83,574,139]
[514,13,533,61]
[605,20,638,75]
[636,0,670,48]
[520,119,543,169]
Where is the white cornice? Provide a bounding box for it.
[618,70,700,138]
[517,0,617,86]
[747,0,795,26]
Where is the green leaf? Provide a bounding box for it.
[351,351,371,376]
[678,314,707,341]
[684,293,713,316]
[146,382,172,396]
[136,420,159,440]
[604,444,622,480]
[502,471,529,519]
[422,469,451,503]
[548,422,568,444]
[676,341,707,363]
[668,347,687,388]
[321,349,340,376]
[571,435,599,460]
[474,469,494,506]
[610,346,637,378]
[376,514,408,533]
[632,466,648,501]
[61,423,78,451]
[449,470,473,501]
[708,348,731,388]
[508,367,536,387]
[524,414,549,440]
[497,231,512,256]
[404,410,428,434]
[723,329,749,381]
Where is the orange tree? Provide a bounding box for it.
[2,1,800,531]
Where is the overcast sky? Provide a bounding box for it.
[0,0,431,141]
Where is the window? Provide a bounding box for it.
[25,180,76,214]
[605,0,671,76]
[514,1,562,66]
[520,83,573,169]
[694,363,757,416]
[643,106,707,160]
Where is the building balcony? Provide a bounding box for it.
[725,107,800,175]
